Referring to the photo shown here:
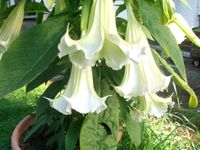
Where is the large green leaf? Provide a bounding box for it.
[26,58,71,92]
[153,50,198,108]
[136,0,186,80]
[80,81,120,150]
[0,19,3,28]
[118,98,142,147]
[65,117,84,150]
[0,16,67,99]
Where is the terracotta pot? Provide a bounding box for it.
[11,115,122,150]
[11,115,35,150]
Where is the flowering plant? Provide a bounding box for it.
[0,0,199,149]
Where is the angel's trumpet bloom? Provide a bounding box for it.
[114,3,171,98]
[58,0,104,68]
[0,0,25,55]
[58,0,141,70]
[47,65,109,115]
[140,93,173,117]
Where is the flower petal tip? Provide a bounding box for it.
[45,96,72,115]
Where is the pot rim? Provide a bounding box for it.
[11,115,35,150]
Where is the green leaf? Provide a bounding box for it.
[58,127,65,150]
[0,19,3,28]
[153,50,198,108]
[23,114,49,142]
[0,0,7,13]
[26,58,70,92]
[136,0,186,80]
[116,17,127,39]
[0,16,67,99]
[116,4,126,16]
[118,98,142,147]
[101,62,124,86]
[65,117,84,150]
[80,0,92,32]
[80,80,119,150]
[125,117,141,147]
[47,127,65,149]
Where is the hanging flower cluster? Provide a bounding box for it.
[48,0,173,118]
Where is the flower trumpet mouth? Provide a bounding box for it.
[58,0,104,68]
[0,0,26,54]
[58,0,144,70]
[46,65,109,115]
[141,93,174,118]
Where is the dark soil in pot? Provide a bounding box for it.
[20,127,57,150]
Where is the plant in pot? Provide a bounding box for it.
[0,0,199,149]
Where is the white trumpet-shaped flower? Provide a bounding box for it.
[130,93,173,121]
[114,61,146,98]
[47,96,72,115]
[0,0,25,55]
[58,0,142,70]
[114,3,171,98]
[58,0,103,68]
[140,93,174,118]
[47,65,109,115]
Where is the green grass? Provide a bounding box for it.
[118,114,200,150]
[175,108,200,128]
[0,86,44,150]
